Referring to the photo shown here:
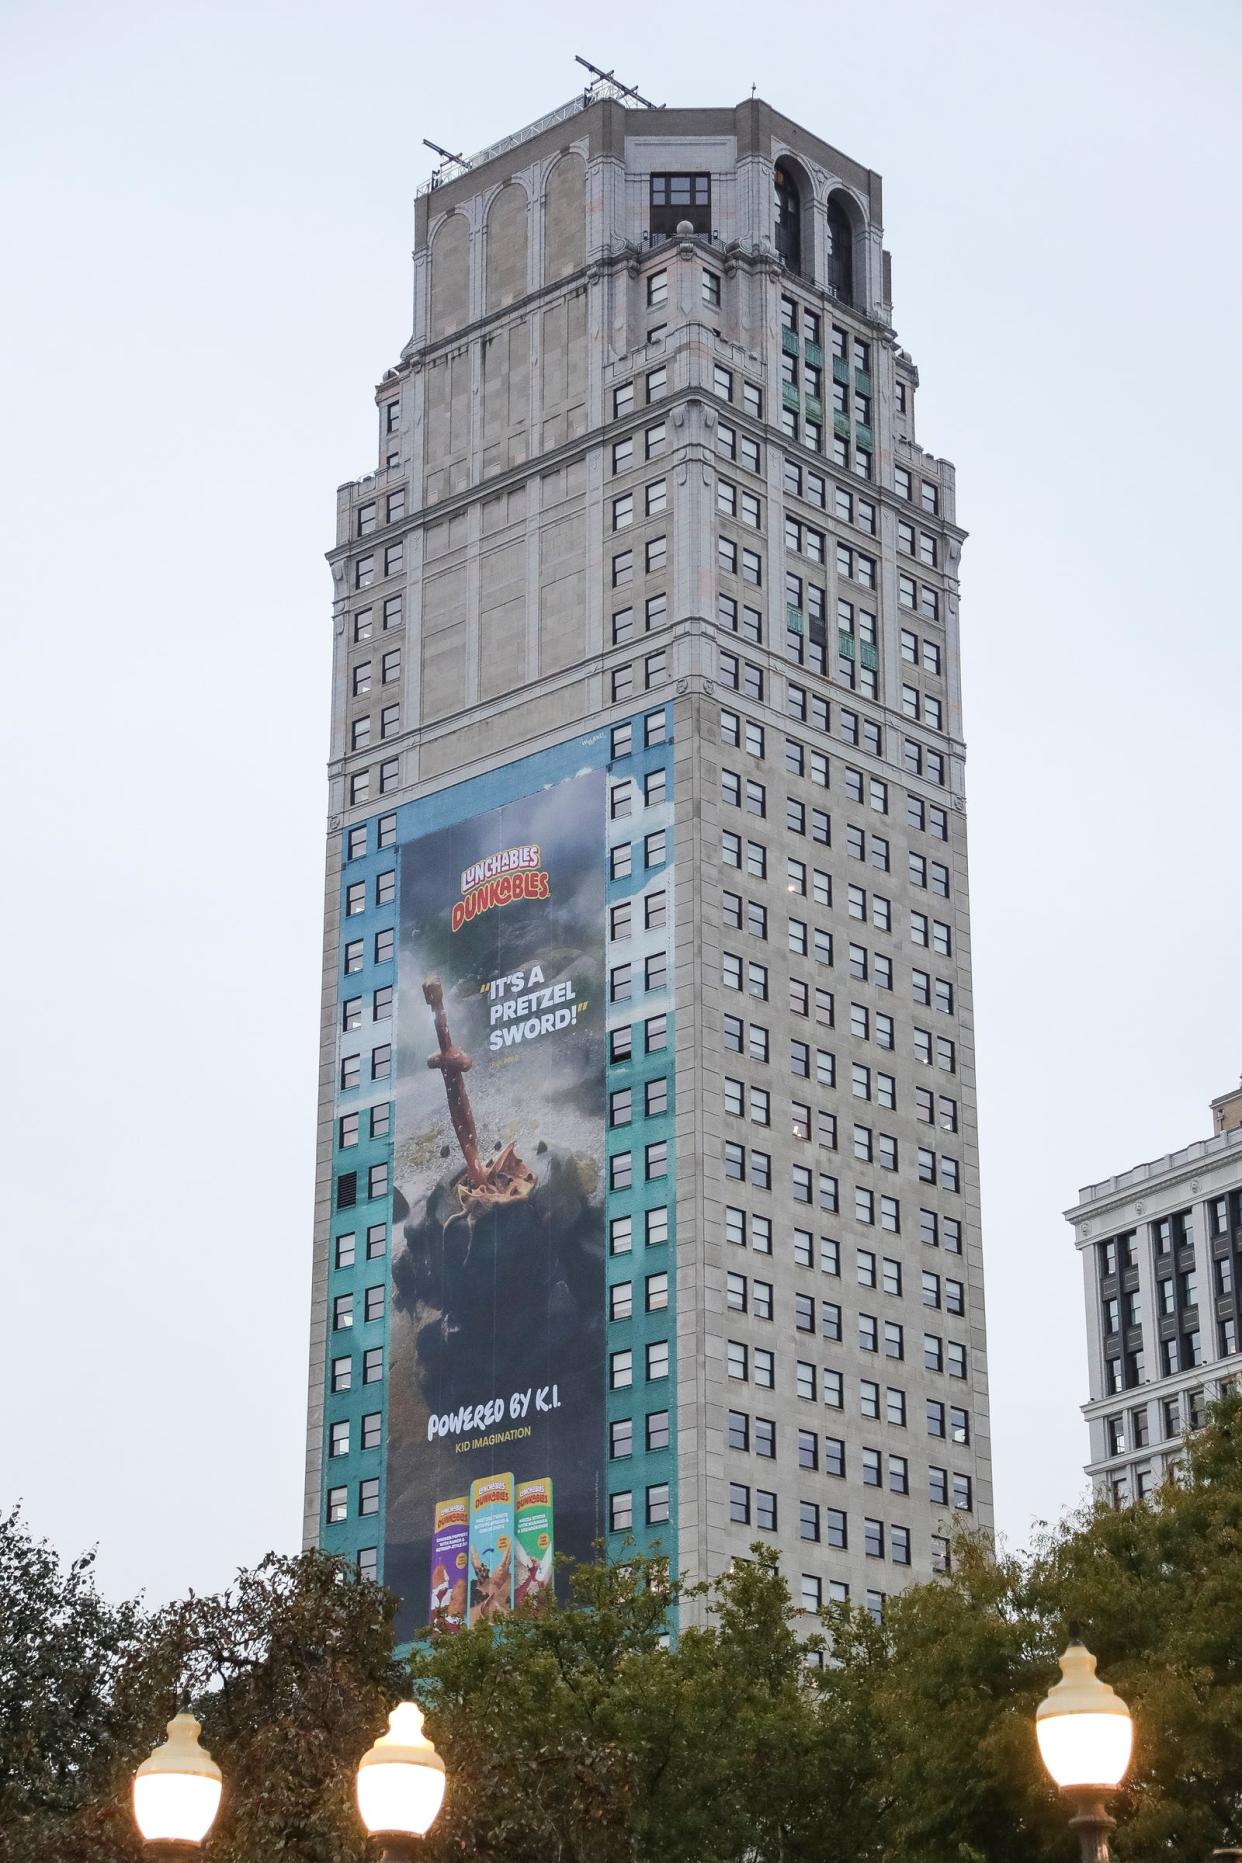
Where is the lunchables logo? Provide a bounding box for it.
[473,1477,511,1508]
[437,1500,468,1529]
[452,844,549,932]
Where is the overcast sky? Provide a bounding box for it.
[2,0,1239,1607]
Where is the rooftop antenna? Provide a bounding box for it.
[422,137,470,189]
[574,55,663,110]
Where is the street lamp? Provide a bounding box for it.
[1036,1628,1133,1863]
[132,1710,223,1858]
[355,1701,446,1860]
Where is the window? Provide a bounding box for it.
[650,171,711,237]
[646,1482,671,1526]
[610,1491,633,1532]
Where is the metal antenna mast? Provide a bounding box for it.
[422,137,470,189]
[574,56,663,109]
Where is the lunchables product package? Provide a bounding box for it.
[428,1497,469,1629]
[468,1473,515,1625]
[514,1477,554,1610]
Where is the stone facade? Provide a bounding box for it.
[1067,1096,1242,1504]
[307,92,992,1623]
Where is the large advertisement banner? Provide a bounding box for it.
[385,769,607,1640]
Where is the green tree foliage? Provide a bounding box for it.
[5,1392,1242,1862]
[0,1529,404,1863]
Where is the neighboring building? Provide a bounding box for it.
[304,79,993,1636]
[1067,1082,1242,1505]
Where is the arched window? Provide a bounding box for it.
[827,196,854,305]
[773,164,801,273]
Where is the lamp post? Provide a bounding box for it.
[1036,1628,1133,1863]
[355,1701,447,1861]
[132,1710,223,1860]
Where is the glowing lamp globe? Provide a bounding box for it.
[356,1702,446,1841]
[1036,1636,1133,1791]
[132,1711,222,1847]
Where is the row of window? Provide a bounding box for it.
[345,815,397,862]
[731,1274,966,1336]
[723,1339,969,1395]
[336,1162,389,1209]
[1099,1211,1196,1278]
[344,929,395,970]
[1101,1329,1233,1391]
[724,837,952,948]
[607,1015,668,1064]
[351,653,402,694]
[342,987,393,1030]
[608,1410,671,1457]
[723,1209,963,1261]
[731,1411,968,1472]
[720,902,953,996]
[334,1223,387,1268]
[352,595,403,641]
[350,707,400,751]
[727,1476,971,1540]
[345,872,395,915]
[734,678,952,784]
[609,1339,670,1386]
[357,490,406,536]
[330,1345,384,1390]
[328,1478,380,1522]
[329,1413,382,1456]
[354,543,403,589]
[725,1244,964,1309]
[609,1067,670,1121]
[607,1141,669,1189]
[608,1484,671,1531]
[338,1100,390,1142]
[1105,1385,1215,1456]
[348,760,400,806]
[608,953,669,1005]
[332,1285,385,1329]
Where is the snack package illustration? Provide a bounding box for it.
[468,1473,515,1625]
[514,1478,554,1611]
[428,1497,469,1629]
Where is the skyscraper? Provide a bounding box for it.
[305,82,992,1634]
[1068,1081,1242,1505]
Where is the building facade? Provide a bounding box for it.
[304,87,993,1634]
[1068,1084,1242,1505]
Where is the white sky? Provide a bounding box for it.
[2,0,1239,1606]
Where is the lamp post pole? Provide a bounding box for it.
[1065,1789,1116,1863]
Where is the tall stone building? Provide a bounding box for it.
[1068,1081,1242,1505]
[305,83,992,1634]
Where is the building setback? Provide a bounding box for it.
[305,83,993,1633]
[1068,1082,1242,1504]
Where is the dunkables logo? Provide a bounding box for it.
[453,844,549,932]
[436,1501,467,1528]
[474,1479,510,1507]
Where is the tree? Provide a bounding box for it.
[6,1391,1242,1863]
[833,1388,1242,1863]
[0,1505,150,1847]
[0,1530,405,1863]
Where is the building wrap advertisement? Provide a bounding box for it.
[385,768,607,1640]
